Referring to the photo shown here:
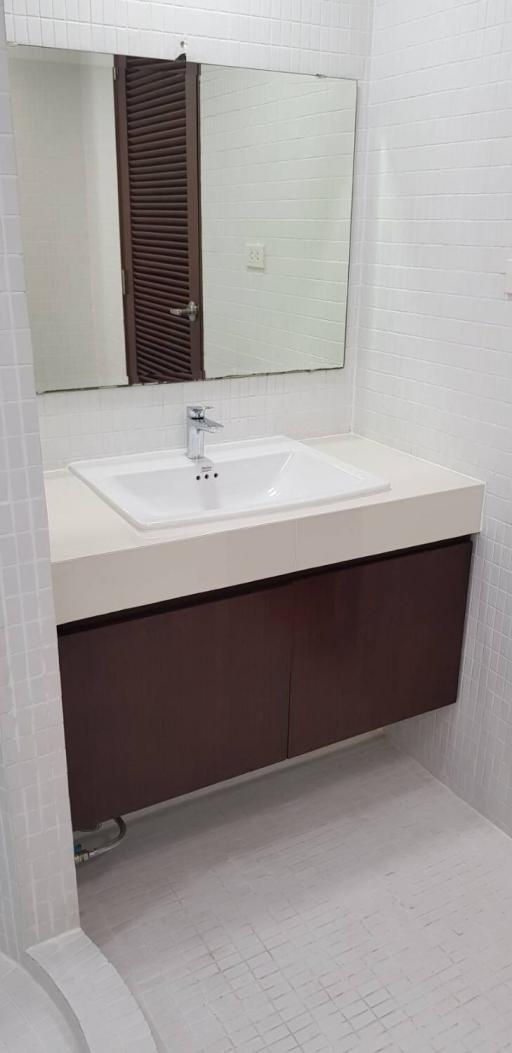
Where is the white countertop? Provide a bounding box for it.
[45,434,484,625]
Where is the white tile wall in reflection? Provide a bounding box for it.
[9,48,127,393]
[200,66,356,377]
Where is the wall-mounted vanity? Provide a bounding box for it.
[8,42,484,836]
[46,432,483,832]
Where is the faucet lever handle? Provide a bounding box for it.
[187,404,212,420]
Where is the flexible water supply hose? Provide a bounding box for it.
[74,817,127,865]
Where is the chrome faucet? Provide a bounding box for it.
[186,405,223,463]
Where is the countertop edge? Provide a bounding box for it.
[52,482,484,625]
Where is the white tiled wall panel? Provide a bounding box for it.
[9,47,127,393]
[37,370,350,469]
[200,66,356,377]
[5,0,373,468]
[0,5,78,956]
[4,0,373,81]
[354,0,512,834]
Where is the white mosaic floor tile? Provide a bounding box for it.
[78,739,512,1052]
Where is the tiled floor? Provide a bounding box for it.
[79,738,512,1053]
[0,952,78,1052]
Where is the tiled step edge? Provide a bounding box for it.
[26,927,158,1053]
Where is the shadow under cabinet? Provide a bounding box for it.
[58,537,472,831]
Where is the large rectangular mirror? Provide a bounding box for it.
[8,46,357,393]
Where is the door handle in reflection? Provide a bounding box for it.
[169,300,199,322]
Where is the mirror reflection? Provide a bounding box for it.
[8,46,357,392]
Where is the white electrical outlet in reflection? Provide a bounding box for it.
[245,243,265,269]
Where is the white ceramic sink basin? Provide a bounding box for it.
[69,437,389,530]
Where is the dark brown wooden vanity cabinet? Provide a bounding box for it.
[58,538,472,830]
[59,582,293,830]
[288,538,472,757]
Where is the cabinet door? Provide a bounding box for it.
[289,539,472,757]
[59,582,293,829]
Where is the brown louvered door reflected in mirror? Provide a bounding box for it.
[114,56,203,383]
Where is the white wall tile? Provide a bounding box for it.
[354,0,512,836]
[37,369,354,467]
[0,2,78,958]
